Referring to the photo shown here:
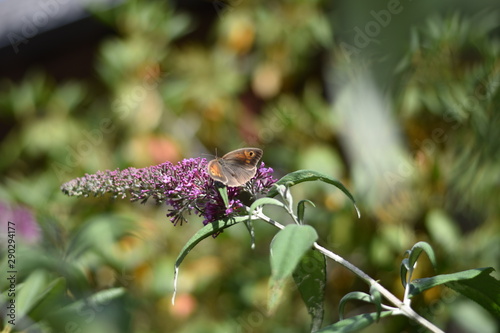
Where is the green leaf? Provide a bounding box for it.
[249,197,288,217]
[269,225,318,312]
[1,271,62,330]
[339,292,372,320]
[292,249,326,332]
[370,285,382,322]
[408,241,437,271]
[401,241,437,287]
[275,184,294,211]
[271,225,318,280]
[51,287,125,317]
[446,268,500,317]
[297,199,315,224]
[172,216,250,303]
[410,268,493,296]
[175,216,249,271]
[409,267,500,317]
[216,183,229,208]
[400,258,410,288]
[15,270,48,318]
[316,311,394,332]
[268,278,286,315]
[45,287,125,332]
[27,277,67,322]
[267,170,360,218]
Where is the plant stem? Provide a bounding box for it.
[312,242,444,333]
[254,211,444,333]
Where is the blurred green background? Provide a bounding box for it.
[1,0,499,332]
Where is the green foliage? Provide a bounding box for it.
[268,225,318,310]
[297,199,316,224]
[401,241,437,288]
[444,268,500,317]
[292,249,326,332]
[170,168,499,331]
[172,215,250,303]
[315,311,394,333]
[267,170,360,218]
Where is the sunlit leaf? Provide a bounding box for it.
[268,225,318,313]
[408,241,437,271]
[270,225,318,280]
[216,183,229,208]
[249,197,287,216]
[293,249,326,331]
[267,170,360,218]
[409,267,500,317]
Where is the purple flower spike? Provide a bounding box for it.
[61,158,277,226]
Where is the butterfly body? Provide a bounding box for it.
[207,148,263,187]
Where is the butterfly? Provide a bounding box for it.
[207,148,263,187]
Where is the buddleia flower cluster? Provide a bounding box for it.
[61,157,277,225]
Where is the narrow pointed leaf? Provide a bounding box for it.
[292,249,326,332]
[297,199,315,224]
[409,267,493,296]
[445,267,500,317]
[370,285,382,322]
[266,170,360,218]
[400,258,410,288]
[409,267,500,317]
[172,216,250,304]
[175,216,250,270]
[408,241,437,271]
[249,197,287,217]
[268,225,318,312]
[216,184,229,208]
[339,292,372,320]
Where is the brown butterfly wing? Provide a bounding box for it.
[219,148,263,187]
[220,162,258,187]
[207,159,228,184]
[221,148,263,170]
